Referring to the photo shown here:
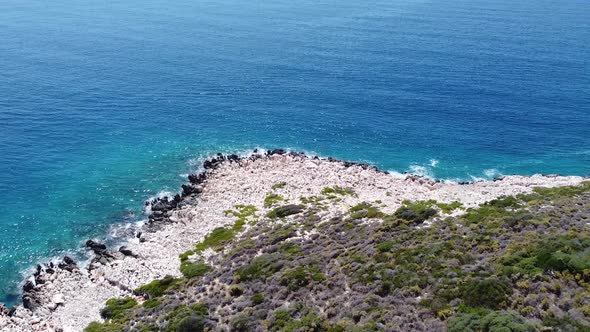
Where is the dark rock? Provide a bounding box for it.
[22,294,40,310]
[119,246,137,258]
[266,149,286,156]
[85,240,107,253]
[182,184,202,197]
[203,156,225,170]
[0,304,8,316]
[58,256,77,272]
[22,281,35,292]
[151,200,170,212]
[188,173,207,185]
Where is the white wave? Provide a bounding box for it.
[483,168,502,178]
[469,175,487,182]
[408,165,434,178]
[429,159,439,167]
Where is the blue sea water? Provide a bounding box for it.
[0,0,589,304]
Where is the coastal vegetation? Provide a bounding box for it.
[82,179,590,331]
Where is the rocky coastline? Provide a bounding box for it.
[0,149,586,332]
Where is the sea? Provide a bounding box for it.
[0,0,588,305]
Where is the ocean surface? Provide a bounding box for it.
[0,0,589,305]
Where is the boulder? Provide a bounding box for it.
[22,281,35,292]
[58,256,77,272]
[85,240,107,253]
[0,304,9,316]
[51,294,64,305]
[119,246,137,258]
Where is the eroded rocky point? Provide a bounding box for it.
[0,150,588,332]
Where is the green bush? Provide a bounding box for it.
[231,314,256,331]
[165,304,208,332]
[179,261,211,279]
[461,278,512,310]
[100,297,137,320]
[142,299,161,309]
[272,182,287,190]
[84,321,124,332]
[264,193,285,207]
[224,204,258,231]
[269,309,329,332]
[235,254,283,282]
[436,201,463,213]
[448,311,536,332]
[347,202,385,221]
[136,275,179,298]
[230,285,243,297]
[520,181,590,202]
[174,316,204,332]
[394,202,437,224]
[266,204,304,218]
[500,234,590,278]
[321,186,356,197]
[252,293,265,305]
[485,196,521,209]
[194,227,235,252]
[376,240,395,252]
[280,266,325,291]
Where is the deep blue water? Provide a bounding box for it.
[0,0,589,304]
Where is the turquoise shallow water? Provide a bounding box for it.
[0,0,589,304]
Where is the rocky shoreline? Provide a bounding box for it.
[0,149,585,332]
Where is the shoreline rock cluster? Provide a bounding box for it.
[0,150,586,331]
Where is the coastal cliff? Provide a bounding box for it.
[1,150,589,331]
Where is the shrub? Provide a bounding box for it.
[136,276,179,298]
[142,299,161,309]
[436,201,463,213]
[84,321,124,332]
[394,201,437,224]
[500,234,590,278]
[230,285,243,297]
[461,278,512,310]
[264,193,285,207]
[224,205,258,231]
[175,316,205,332]
[448,311,536,332]
[520,181,590,202]
[235,254,283,282]
[269,309,329,332]
[280,266,325,291]
[252,293,265,305]
[180,261,211,279]
[100,297,137,320]
[165,304,208,332]
[266,204,304,218]
[194,227,235,252]
[272,182,287,190]
[279,242,302,257]
[347,202,385,221]
[376,240,395,252]
[485,196,521,209]
[321,186,356,197]
[231,314,256,332]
